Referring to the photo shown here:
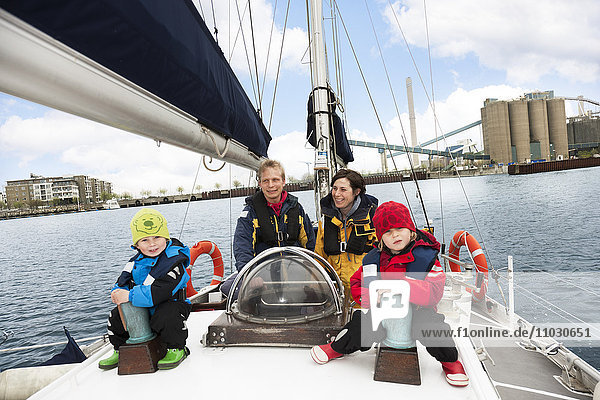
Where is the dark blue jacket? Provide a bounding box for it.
[232,192,315,271]
[112,238,191,311]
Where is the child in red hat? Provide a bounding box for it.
[310,201,469,387]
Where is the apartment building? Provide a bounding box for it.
[5,173,113,207]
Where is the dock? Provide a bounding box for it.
[508,157,600,175]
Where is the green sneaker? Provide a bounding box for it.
[98,350,119,370]
[157,347,189,370]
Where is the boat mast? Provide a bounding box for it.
[308,0,335,218]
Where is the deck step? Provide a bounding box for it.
[374,346,421,385]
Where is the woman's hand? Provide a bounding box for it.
[111,288,130,305]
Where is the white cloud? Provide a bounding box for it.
[193,0,309,81]
[0,110,256,195]
[267,130,314,179]
[384,0,600,84]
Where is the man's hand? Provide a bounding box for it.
[111,289,130,305]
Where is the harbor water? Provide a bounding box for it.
[1,167,599,372]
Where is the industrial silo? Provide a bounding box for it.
[481,100,511,164]
[508,99,531,163]
[528,99,551,160]
[547,98,569,159]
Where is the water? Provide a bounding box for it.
[1,167,599,371]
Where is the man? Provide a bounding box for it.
[220,159,316,296]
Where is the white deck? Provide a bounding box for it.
[30,310,495,400]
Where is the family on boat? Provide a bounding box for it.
[97,159,468,386]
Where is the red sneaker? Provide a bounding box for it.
[310,343,343,365]
[441,361,469,386]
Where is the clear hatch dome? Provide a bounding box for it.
[228,247,344,324]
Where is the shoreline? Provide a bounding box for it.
[1,168,506,221]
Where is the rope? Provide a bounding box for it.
[267,0,291,132]
[203,156,226,172]
[202,126,230,158]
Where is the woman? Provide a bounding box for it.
[314,169,378,297]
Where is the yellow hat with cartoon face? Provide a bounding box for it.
[130,208,170,245]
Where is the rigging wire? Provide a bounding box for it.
[332,1,422,224]
[247,0,263,118]
[0,335,106,353]
[210,0,219,43]
[331,2,349,133]
[259,0,278,107]
[514,263,600,298]
[362,0,431,229]
[178,156,204,240]
[422,0,446,247]
[228,0,231,60]
[492,272,600,336]
[228,163,234,273]
[330,3,343,111]
[228,1,249,62]
[267,0,291,132]
[196,0,205,19]
[233,0,260,109]
[386,0,495,272]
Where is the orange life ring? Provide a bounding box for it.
[447,230,488,301]
[185,241,225,298]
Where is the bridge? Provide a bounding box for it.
[381,120,483,159]
[347,120,488,161]
[348,139,489,159]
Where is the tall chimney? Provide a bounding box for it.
[406,77,419,167]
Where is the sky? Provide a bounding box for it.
[1,0,599,197]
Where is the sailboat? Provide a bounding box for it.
[0,1,599,399]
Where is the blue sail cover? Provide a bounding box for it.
[1,0,271,157]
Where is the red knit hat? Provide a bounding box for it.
[372,201,415,241]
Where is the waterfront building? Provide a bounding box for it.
[481,92,569,165]
[4,174,113,208]
[567,114,600,148]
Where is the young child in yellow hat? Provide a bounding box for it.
[98,208,192,370]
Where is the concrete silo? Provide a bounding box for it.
[508,99,531,163]
[481,100,511,164]
[528,99,551,160]
[547,98,569,159]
